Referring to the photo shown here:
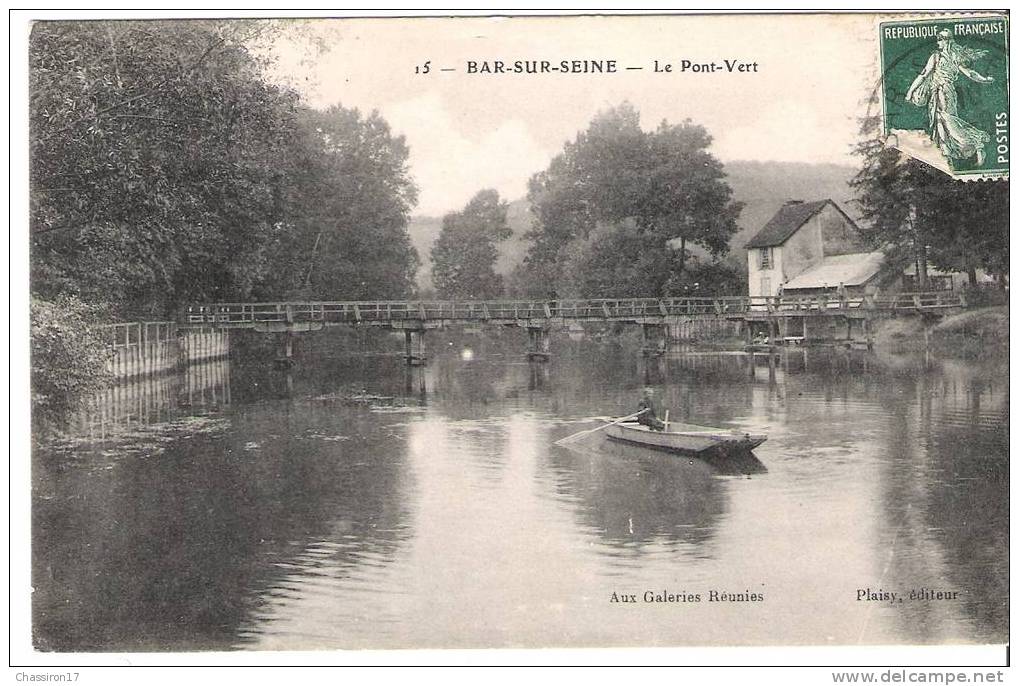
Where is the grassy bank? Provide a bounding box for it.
[931,306,1009,357]
[871,306,1008,357]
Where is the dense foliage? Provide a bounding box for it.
[258,106,420,300]
[851,100,1009,285]
[29,20,421,421]
[517,103,743,298]
[30,20,420,317]
[431,190,512,299]
[30,296,112,426]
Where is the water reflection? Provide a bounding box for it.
[32,334,1008,649]
[34,367,414,651]
[66,359,231,439]
[548,439,728,550]
[876,360,1008,644]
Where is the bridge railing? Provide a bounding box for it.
[186,292,967,326]
[187,297,768,324]
[771,295,866,311]
[872,291,966,309]
[101,321,178,347]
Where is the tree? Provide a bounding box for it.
[30,21,422,313]
[923,179,1008,285]
[30,20,302,317]
[520,104,644,295]
[260,105,420,301]
[430,190,511,299]
[559,221,653,298]
[643,119,743,282]
[520,103,742,297]
[851,98,1009,287]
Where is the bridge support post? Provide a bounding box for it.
[642,323,669,355]
[526,326,551,362]
[529,362,550,390]
[274,330,295,369]
[404,329,427,366]
[405,366,426,395]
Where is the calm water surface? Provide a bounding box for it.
[32,331,1008,650]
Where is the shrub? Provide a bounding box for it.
[31,295,112,427]
[962,283,1009,308]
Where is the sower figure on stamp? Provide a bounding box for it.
[906,29,994,165]
[637,387,666,431]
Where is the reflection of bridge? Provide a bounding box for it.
[185,292,966,364]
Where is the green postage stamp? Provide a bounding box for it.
[879,15,1009,180]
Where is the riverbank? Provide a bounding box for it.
[932,306,1009,357]
[873,306,1008,357]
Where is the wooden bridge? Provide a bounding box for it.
[186,292,964,327]
[185,292,966,364]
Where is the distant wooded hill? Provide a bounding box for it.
[407,160,859,292]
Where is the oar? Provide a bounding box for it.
[555,409,646,444]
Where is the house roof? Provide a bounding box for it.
[783,252,885,290]
[745,199,855,249]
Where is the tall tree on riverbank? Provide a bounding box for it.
[30,20,421,315]
[431,190,511,299]
[30,21,304,317]
[851,100,1009,286]
[519,103,742,297]
[261,105,420,301]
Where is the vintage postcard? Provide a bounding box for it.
[16,10,1009,667]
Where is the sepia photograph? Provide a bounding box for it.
[14,9,1009,667]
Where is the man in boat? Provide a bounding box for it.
[637,388,666,431]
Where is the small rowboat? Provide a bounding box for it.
[605,420,767,455]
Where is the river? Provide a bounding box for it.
[31,329,1009,651]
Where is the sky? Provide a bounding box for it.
[270,14,882,216]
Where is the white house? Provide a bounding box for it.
[745,199,880,298]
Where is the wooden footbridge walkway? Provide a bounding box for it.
[187,292,964,328]
[185,292,965,364]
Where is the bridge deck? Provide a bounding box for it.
[185,293,965,328]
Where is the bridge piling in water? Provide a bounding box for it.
[405,329,427,366]
[274,330,295,368]
[641,323,669,356]
[769,319,780,343]
[526,326,551,362]
[405,366,427,395]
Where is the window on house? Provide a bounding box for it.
[760,277,771,296]
[758,247,772,270]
